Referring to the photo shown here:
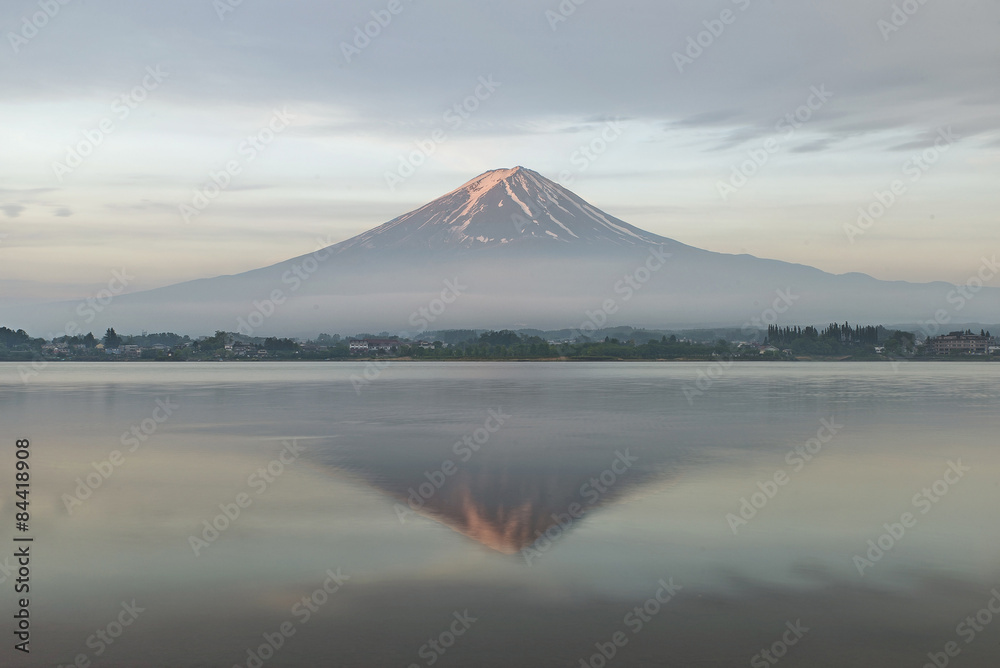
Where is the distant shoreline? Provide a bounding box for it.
[3,356,996,364]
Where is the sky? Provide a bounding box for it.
[0,0,998,301]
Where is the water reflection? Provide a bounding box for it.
[4,363,1000,667]
[322,438,675,554]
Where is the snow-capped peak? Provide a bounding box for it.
[333,167,671,254]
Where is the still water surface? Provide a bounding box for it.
[1,362,998,667]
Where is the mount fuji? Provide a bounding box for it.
[329,166,671,254]
[5,167,998,337]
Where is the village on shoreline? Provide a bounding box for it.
[1,324,997,363]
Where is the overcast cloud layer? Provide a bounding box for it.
[0,0,998,299]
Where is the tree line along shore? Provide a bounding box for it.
[2,325,997,362]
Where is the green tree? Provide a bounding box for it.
[264,337,299,352]
[201,331,231,351]
[103,328,122,349]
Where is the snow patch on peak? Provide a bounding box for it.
[332,166,672,255]
[504,181,534,218]
[545,212,579,239]
[463,167,523,191]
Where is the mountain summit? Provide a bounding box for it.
[331,166,670,254]
[7,166,1000,336]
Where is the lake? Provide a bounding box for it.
[1,361,998,667]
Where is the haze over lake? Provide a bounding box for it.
[3,362,998,667]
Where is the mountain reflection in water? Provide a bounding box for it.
[322,437,675,554]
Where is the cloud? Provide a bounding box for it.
[1,204,26,218]
[0,0,995,136]
[0,0,997,291]
[668,110,740,128]
[791,138,839,154]
[0,188,58,196]
[709,124,776,151]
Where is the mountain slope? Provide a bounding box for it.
[3,167,998,337]
[328,167,674,255]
